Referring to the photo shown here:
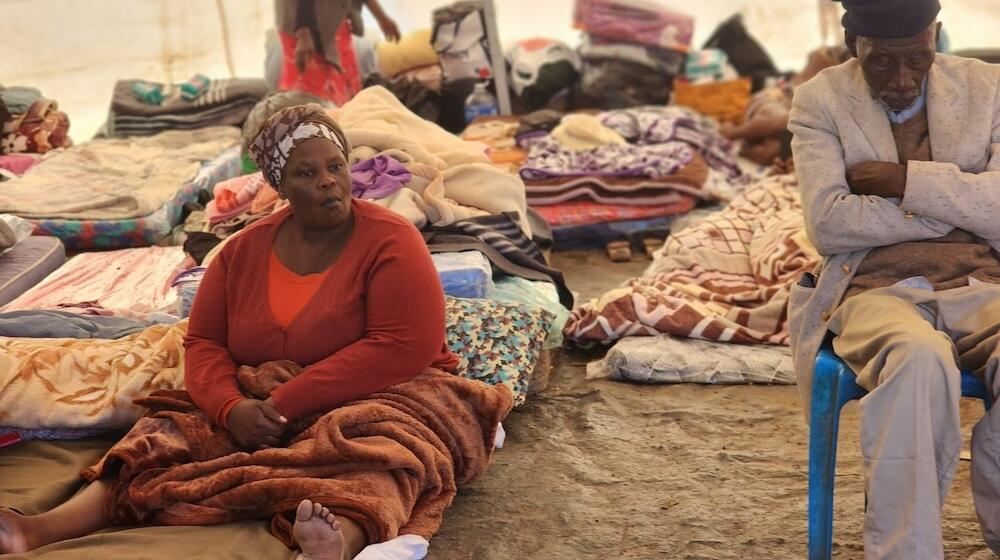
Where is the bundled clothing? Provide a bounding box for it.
[506,38,580,112]
[351,155,411,199]
[205,173,270,224]
[107,79,270,138]
[333,86,533,236]
[701,14,780,92]
[431,1,493,83]
[576,36,686,109]
[573,0,694,51]
[1,98,72,155]
[572,0,691,109]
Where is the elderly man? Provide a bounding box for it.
[788,0,1000,557]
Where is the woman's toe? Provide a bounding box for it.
[296,500,314,522]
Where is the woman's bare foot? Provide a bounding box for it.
[0,507,32,553]
[294,499,345,560]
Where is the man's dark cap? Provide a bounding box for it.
[836,0,940,39]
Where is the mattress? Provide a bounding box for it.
[551,216,680,251]
[432,251,494,299]
[0,236,66,307]
[587,335,795,385]
[29,147,241,249]
[533,197,697,228]
[2,245,187,320]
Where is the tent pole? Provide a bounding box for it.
[482,0,512,115]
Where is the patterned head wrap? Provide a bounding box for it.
[248,103,350,191]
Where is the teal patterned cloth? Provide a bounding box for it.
[489,276,569,349]
[445,297,553,406]
[30,147,241,249]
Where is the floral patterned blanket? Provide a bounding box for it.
[0,322,188,431]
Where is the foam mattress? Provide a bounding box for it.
[0,236,66,307]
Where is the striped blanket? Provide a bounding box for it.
[564,174,819,345]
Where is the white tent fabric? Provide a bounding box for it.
[2,0,998,141]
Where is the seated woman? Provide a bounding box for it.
[0,105,470,560]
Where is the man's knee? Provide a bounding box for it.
[878,331,958,384]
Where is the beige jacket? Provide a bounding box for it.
[788,54,1000,416]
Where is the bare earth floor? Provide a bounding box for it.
[432,251,994,560]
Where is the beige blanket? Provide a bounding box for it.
[0,127,240,220]
[565,174,819,345]
[0,322,187,431]
[332,87,532,236]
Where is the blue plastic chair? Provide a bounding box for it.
[807,340,992,560]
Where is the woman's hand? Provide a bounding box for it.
[375,13,401,42]
[294,28,316,73]
[227,398,287,450]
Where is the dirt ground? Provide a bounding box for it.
[431,250,995,560]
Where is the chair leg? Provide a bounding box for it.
[808,369,842,560]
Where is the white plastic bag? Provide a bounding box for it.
[0,214,34,252]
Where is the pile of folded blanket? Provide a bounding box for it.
[0,85,72,158]
[106,78,271,137]
[572,0,693,108]
[460,105,752,252]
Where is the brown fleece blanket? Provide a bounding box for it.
[81,361,513,548]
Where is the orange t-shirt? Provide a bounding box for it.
[268,250,333,329]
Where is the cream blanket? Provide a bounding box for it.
[0,127,240,220]
[0,322,187,431]
[332,86,532,236]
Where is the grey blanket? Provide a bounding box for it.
[0,310,147,339]
[108,78,270,138]
[111,78,270,118]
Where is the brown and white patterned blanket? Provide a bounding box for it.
[0,322,187,431]
[564,174,819,345]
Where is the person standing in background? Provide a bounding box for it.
[275,0,401,106]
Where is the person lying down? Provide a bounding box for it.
[0,105,513,559]
[720,46,850,166]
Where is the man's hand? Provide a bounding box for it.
[227,398,287,450]
[294,28,316,73]
[846,161,907,198]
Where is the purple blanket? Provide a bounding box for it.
[351,155,411,200]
